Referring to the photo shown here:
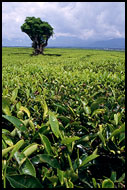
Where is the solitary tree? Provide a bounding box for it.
[21,17,54,55]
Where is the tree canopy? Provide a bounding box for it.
[21,17,54,55]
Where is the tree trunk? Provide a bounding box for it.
[39,44,43,54]
[40,39,48,55]
[33,39,48,55]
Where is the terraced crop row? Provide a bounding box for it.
[2,47,125,188]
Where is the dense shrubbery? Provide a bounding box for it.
[2,48,125,188]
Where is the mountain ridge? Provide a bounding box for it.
[2,37,125,49]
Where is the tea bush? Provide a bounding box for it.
[2,47,125,188]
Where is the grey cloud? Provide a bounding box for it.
[2,2,125,41]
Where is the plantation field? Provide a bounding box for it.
[2,47,125,188]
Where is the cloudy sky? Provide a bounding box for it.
[2,2,125,42]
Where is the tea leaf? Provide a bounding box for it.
[92,178,97,188]
[20,106,30,118]
[11,88,18,102]
[68,179,74,188]
[41,99,48,120]
[82,101,91,115]
[90,97,105,112]
[117,173,125,183]
[2,134,13,146]
[39,134,52,155]
[20,158,36,177]
[114,113,118,125]
[102,179,114,188]
[47,176,58,187]
[109,123,125,139]
[57,169,64,185]
[22,143,38,157]
[31,154,61,169]
[61,136,80,145]
[97,129,106,146]
[92,109,105,117]
[49,111,60,138]
[110,171,116,182]
[80,153,99,167]
[8,139,24,161]
[14,151,26,165]
[6,174,43,188]
[2,97,11,116]
[2,115,27,132]
[2,146,14,157]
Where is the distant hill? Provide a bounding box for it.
[48,36,94,48]
[89,38,125,49]
[2,37,125,49]
[2,38,32,47]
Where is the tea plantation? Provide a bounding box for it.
[2,47,125,188]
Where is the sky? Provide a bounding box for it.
[2,2,125,42]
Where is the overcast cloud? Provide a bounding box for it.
[2,2,125,41]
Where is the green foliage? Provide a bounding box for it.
[6,174,43,188]
[2,115,27,132]
[49,111,61,138]
[21,17,53,54]
[21,17,53,41]
[2,47,125,188]
[102,179,114,188]
[39,134,53,155]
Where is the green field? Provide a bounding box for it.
[2,47,125,188]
